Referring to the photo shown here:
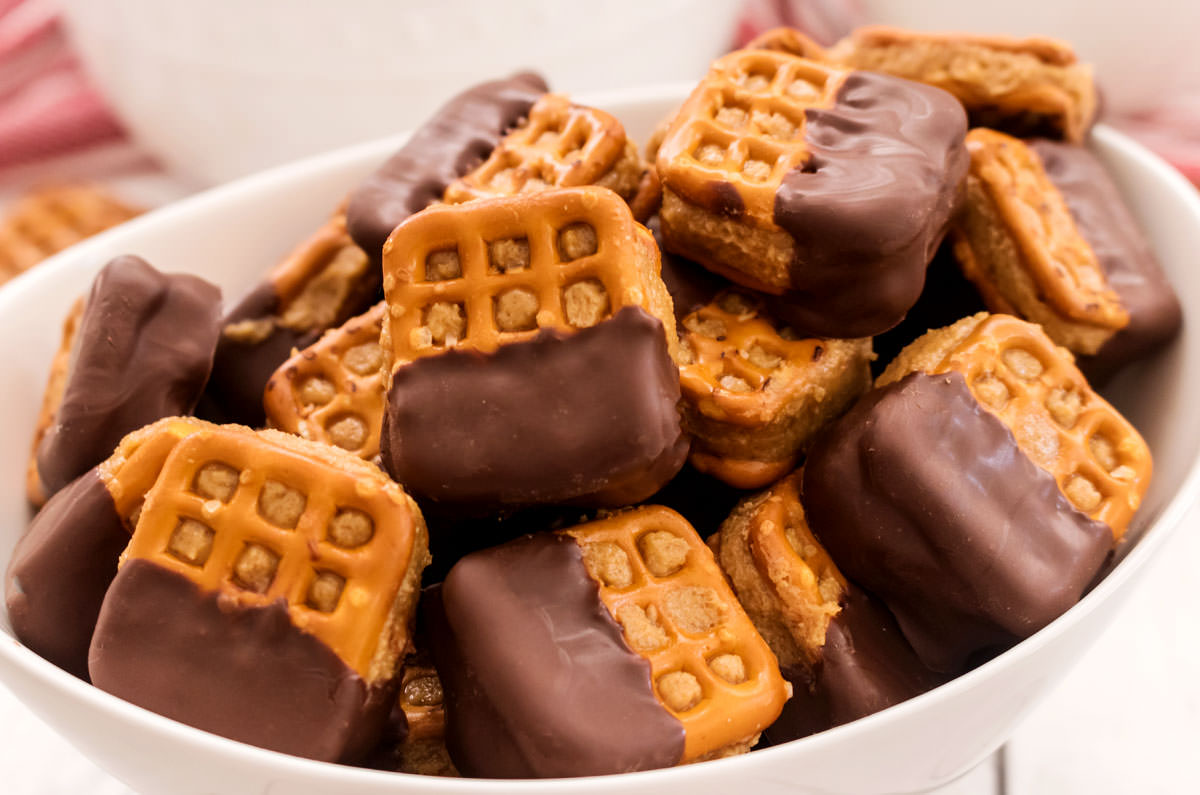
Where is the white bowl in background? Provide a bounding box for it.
[57,1,740,186]
[856,1,1200,116]
[0,86,1197,794]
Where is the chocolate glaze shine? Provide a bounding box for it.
[768,585,944,743]
[427,534,685,778]
[803,371,1112,673]
[1029,139,1182,382]
[346,72,548,258]
[6,469,128,679]
[201,281,311,427]
[89,560,392,763]
[381,306,688,512]
[35,256,221,497]
[769,72,969,338]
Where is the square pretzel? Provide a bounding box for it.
[828,26,1097,142]
[264,302,386,460]
[0,185,140,284]
[677,290,872,488]
[953,128,1127,356]
[567,506,788,762]
[443,93,642,206]
[381,186,674,366]
[123,426,425,680]
[657,50,844,225]
[879,312,1151,540]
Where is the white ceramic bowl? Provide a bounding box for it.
[1,86,1198,795]
[57,1,741,186]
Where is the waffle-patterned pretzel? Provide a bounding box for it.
[680,291,831,424]
[677,289,871,488]
[743,473,847,659]
[962,129,1126,333]
[443,93,630,204]
[0,185,140,284]
[264,303,385,459]
[123,427,422,680]
[567,506,788,762]
[96,417,212,527]
[829,27,1097,142]
[744,27,828,59]
[26,298,85,506]
[223,214,370,343]
[382,186,672,366]
[656,50,846,223]
[931,315,1150,540]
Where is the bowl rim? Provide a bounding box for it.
[1,85,1198,790]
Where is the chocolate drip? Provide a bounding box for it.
[770,72,968,337]
[89,560,392,763]
[6,469,128,679]
[381,306,687,513]
[1029,139,1182,383]
[767,585,944,743]
[426,534,685,778]
[35,256,221,497]
[803,371,1112,673]
[346,72,549,258]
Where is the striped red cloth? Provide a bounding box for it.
[0,0,1197,187]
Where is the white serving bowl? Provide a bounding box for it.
[57,1,740,186]
[0,85,1198,795]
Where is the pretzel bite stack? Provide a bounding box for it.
[6,20,1180,779]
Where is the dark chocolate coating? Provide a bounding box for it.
[769,72,969,338]
[1029,139,1182,383]
[89,559,392,763]
[346,71,548,258]
[803,371,1113,673]
[426,534,684,778]
[35,256,221,497]
[200,282,312,427]
[767,585,944,743]
[6,469,128,680]
[381,306,688,513]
